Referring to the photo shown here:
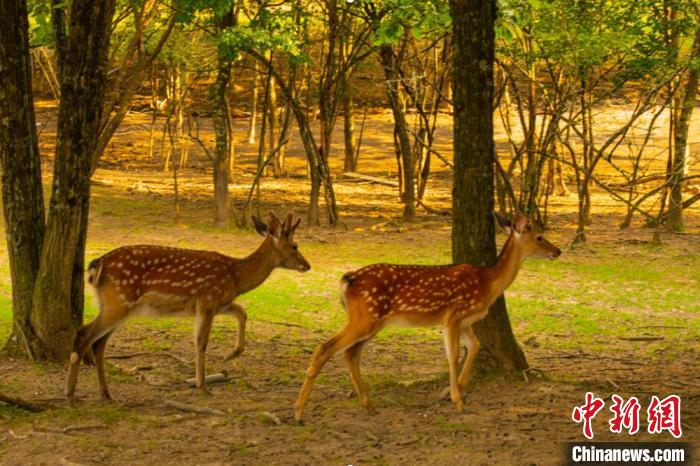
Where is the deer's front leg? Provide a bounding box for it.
[222,303,247,361]
[444,321,464,412]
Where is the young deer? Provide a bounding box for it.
[66,212,310,403]
[294,213,560,421]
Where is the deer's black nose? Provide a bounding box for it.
[551,248,562,259]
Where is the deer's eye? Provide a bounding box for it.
[536,236,543,242]
[292,245,298,251]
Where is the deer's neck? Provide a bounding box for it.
[233,238,280,295]
[483,234,526,301]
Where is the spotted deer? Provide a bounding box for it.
[294,213,561,421]
[66,212,310,403]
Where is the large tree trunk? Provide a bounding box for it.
[379,45,415,220]
[0,0,46,357]
[450,0,527,372]
[668,25,700,231]
[31,0,116,361]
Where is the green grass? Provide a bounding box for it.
[0,188,698,360]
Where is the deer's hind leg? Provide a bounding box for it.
[92,330,116,401]
[294,319,378,422]
[66,301,126,404]
[344,338,376,414]
[457,325,480,389]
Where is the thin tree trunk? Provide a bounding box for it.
[380,45,415,220]
[450,0,527,373]
[211,9,235,227]
[266,68,279,177]
[343,84,357,172]
[668,24,700,230]
[248,61,259,144]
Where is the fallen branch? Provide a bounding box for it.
[417,199,451,216]
[185,371,228,388]
[164,400,225,416]
[340,172,399,187]
[0,393,47,413]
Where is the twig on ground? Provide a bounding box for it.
[638,325,687,330]
[164,400,225,416]
[33,423,107,435]
[107,351,189,365]
[257,319,305,329]
[258,411,282,426]
[618,336,664,342]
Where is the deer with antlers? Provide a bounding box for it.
[294,212,561,421]
[66,212,310,403]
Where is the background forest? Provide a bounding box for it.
[0,0,698,464]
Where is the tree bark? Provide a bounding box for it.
[450,0,527,372]
[31,0,116,361]
[0,0,46,357]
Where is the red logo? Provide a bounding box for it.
[647,395,682,438]
[609,395,641,435]
[572,393,682,439]
[572,392,605,439]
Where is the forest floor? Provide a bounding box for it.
[0,104,699,465]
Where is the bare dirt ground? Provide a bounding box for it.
[0,102,698,465]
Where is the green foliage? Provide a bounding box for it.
[497,0,697,89]
[27,0,56,47]
[218,6,309,62]
[369,0,450,46]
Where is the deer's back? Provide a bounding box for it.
[342,263,486,322]
[89,245,239,313]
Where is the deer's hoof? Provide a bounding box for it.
[224,348,243,362]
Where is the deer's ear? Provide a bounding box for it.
[494,212,512,235]
[266,212,282,239]
[513,212,528,234]
[252,216,268,237]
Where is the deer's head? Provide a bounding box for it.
[495,212,561,260]
[253,212,311,272]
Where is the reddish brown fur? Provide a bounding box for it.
[66,212,310,403]
[344,264,486,324]
[294,213,561,421]
[91,246,244,313]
